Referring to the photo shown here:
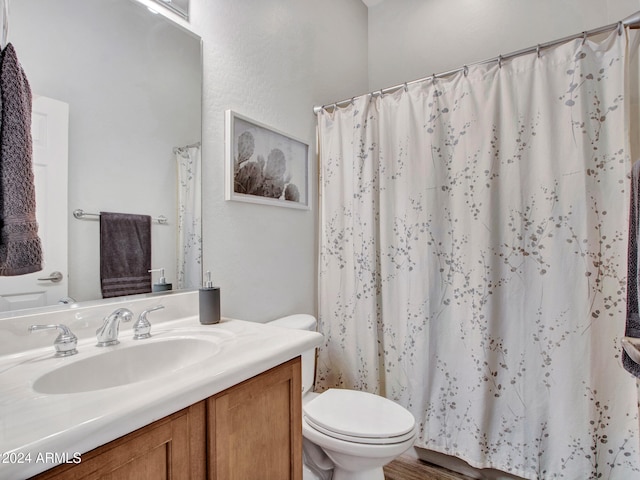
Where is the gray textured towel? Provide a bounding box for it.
[100,212,152,298]
[0,43,43,275]
[624,161,640,377]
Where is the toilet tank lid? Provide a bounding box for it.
[269,314,317,331]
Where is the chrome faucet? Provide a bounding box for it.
[58,296,76,305]
[133,305,165,340]
[96,308,133,346]
[28,324,78,357]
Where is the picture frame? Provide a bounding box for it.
[225,110,310,210]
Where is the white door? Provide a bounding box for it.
[0,95,69,311]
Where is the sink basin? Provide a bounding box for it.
[33,337,221,394]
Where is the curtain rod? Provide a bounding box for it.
[313,10,640,115]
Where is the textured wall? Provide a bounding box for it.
[188,0,369,322]
[368,0,640,91]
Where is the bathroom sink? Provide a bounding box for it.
[32,337,221,394]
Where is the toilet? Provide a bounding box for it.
[268,314,417,480]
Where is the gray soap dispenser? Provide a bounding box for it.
[199,271,220,325]
[149,268,173,292]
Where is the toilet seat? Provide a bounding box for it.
[303,389,416,445]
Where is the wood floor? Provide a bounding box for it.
[384,456,476,480]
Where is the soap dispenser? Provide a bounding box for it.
[148,268,173,292]
[199,271,220,325]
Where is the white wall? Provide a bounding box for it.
[368,0,640,91]
[186,0,369,322]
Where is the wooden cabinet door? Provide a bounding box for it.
[208,357,302,480]
[31,402,206,480]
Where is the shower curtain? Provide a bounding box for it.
[175,144,202,289]
[317,29,640,479]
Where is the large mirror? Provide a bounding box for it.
[0,0,202,312]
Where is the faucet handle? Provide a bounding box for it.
[133,305,165,340]
[28,324,78,357]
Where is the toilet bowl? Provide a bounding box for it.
[268,314,417,480]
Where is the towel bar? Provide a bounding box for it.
[72,209,168,225]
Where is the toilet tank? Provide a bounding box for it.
[268,314,317,395]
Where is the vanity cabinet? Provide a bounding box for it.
[30,358,302,480]
[208,356,302,479]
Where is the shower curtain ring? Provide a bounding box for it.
[618,21,624,35]
[404,82,408,92]
[536,44,541,58]
[463,65,469,76]
[582,31,587,44]
[498,55,503,68]
[432,73,437,84]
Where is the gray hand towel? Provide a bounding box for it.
[0,43,43,275]
[100,212,152,298]
[624,161,640,377]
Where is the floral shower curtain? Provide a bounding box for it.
[317,30,640,479]
[175,144,202,289]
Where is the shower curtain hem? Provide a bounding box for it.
[419,442,535,480]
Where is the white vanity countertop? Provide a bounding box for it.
[0,317,323,479]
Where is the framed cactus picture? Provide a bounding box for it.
[225,110,309,210]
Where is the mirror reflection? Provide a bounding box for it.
[0,0,202,312]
